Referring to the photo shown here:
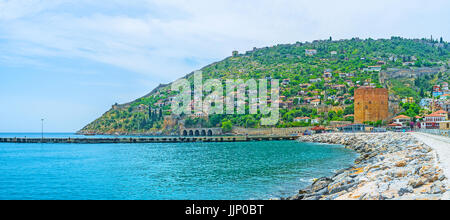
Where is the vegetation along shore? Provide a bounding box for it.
[286,132,450,200]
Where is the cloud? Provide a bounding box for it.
[0,0,63,20]
[1,0,449,81]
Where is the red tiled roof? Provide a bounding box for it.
[426,113,446,117]
[434,110,448,114]
[311,126,325,131]
[393,115,410,120]
[295,117,310,120]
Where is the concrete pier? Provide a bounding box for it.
[0,136,297,144]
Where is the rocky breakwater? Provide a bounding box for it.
[288,132,448,200]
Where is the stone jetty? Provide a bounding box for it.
[0,135,297,144]
[288,132,449,200]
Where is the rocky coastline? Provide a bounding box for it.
[287,132,449,200]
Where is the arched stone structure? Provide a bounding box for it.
[181,128,223,137]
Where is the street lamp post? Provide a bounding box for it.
[41,119,44,140]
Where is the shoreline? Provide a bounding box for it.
[286,132,449,200]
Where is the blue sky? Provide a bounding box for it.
[1,0,449,132]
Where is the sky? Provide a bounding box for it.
[0,0,449,132]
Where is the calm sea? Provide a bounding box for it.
[0,133,357,200]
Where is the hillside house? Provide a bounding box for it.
[441,102,450,113]
[305,49,317,56]
[401,97,415,103]
[439,121,450,130]
[392,115,411,127]
[440,94,450,100]
[420,98,433,108]
[294,117,310,123]
[331,84,346,91]
[345,80,354,87]
[443,82,449,91]
[154,100,165,107]
[311,99,321,106]
[300,83,311,88]
[311,118,320,124]
[363,66,382,72]
[421,110,448,129]
[137,104,147,112]
[324,71,333,78]
[303,97,314,104]
[193,111,208,118]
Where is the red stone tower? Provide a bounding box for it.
[354,87,389,124]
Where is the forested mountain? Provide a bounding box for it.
[79,37,450,135]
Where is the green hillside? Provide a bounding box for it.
[78,37,450,135]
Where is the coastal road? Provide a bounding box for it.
[412,132,450,198]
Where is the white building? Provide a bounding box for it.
[294,117,310,123]
[363,66,382,72]
[305,49,317,56]
[421,110,448,129]
[392,115,411,127]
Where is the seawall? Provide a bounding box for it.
[0,135,297,144]
[288,132,448,200]
[232,127,311,136]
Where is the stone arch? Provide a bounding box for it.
[195,130,200,136]
[201,130,206,136]
[189,130,194,136]
[183,130,188,136]
[207,130,213,136]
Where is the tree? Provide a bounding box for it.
[375,120,383,127]
[151,110,157,121]
[221,120,233,133]
[209,114,223,127]
[184,118,195,128]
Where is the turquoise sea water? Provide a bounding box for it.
[0,133,357,200]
